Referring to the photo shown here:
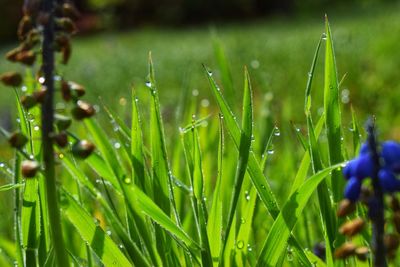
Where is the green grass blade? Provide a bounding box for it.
[130,89,147,190]
[148,53,172,215]
[60,189,135,267]
[207,116,224,266]
[221,67,253,261]
[204,65,310,263]
[131,185,201,252]
[324,16,344,201]
[256,163,343,267]
[351,106,362,154]
[0,183,24,191]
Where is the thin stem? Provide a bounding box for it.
[41,0,69,266]
[14,153,24,267]
[366,119,386,267]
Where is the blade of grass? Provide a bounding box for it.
[324,16,344,201]
[220,66,253,264]
[60,189,136,267]
[204,65,311,265]
[207,115,224,266]
[256,163,343,266]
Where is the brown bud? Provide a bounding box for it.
[61,43,71,65]
[5,47,22,62]
[360,185,372,205]
[23,29,40,50]
[18,16,33,40]
[55,34,70,52]
[72,140,95,159]
[337,199,356,217]
[71,100,95,120]
[62,3,80,19]
[21,160,40,178]
[55,114,72,130]
[384,234,400,252]
[390,196,400,212]
[61,80,71,101]
[16,50,36,66]
[56,18,77,34]
[53,132,68,148]
[8,132,28,149]
[32,87,47,103]
[21,94,37,109]
[355,246,369,261]
[339,218,365,237]
[69,82,85,97]
[0,72,23,87]
[334,242,356,259]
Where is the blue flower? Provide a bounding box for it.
[344,177,362,201]
[378,169,400,193]
[382,141,400,173]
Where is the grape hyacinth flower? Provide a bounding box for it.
[336,121,400,266]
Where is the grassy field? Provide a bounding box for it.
[0,3,400,266]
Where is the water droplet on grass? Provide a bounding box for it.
[237,240,244,249]
[145,81,152,88]
[274,127,281,136]
[114,142,121,149]
[240,217,246,224]
[123,177,132,184]
[34,125,40,131]
[38,77,45,84]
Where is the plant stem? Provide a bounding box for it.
[366,119,386,267]
[41,0,69,266]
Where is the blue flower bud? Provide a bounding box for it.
[359,142,369,155]
[343,158,358,180]
[344,177,362,201]
[354,154,374,179]
[382,141,400,173]
[378,169,400,193]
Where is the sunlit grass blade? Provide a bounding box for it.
[256,163,343,267]
[60,189,138,267]
[130,185,201,252]
[324,16,344,201]
[148,53,172,215]
[221,67,253,261]
[13,153,24,267]
[207,116,224,266]
[351,106,362,154]
[204,64,310,263]
[130,88,147,190]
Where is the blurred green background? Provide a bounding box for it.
[0,0,400,138]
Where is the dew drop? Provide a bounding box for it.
[145,81,152,88]
[114,142,121,149]
[0,163,4,168]
[106,230,112,236]
[322,33,327,40]
[38,77,45,84]
[21,86,27,92]
[123,177,132,184]
[34,125,40,131]
[119,97,127,106]
[244,190,250,201]
[207,70,213,77]
[237,240,244,249]
[58,153,64,159]
[274,127,281,136]
[240,217,246,224]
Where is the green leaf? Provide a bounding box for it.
[0,183,24,191]
[60,189,135,267]
[257,163,342,267]
[324,16,344,201]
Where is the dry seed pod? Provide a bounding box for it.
[21,94,37,109]
[37,12,50,25]
[21,160,40,178]
[0,72,23,87]
[5,47,22,62]
[360,185,372,205]
[55,34,70,52]
[16,50,36,66]
[54,114,72,130]
[33,86,47,103]
[61,80,71,101]
[71,100,95,120]
[61,43,71,64]
[384,234,400,252]
[18,16,33,40]
[72,140,95,159]
[337,199,356,217]
[334,242,356,259]
[8,132,28,148]
[53,132,68,148]
[355,246,369,261]
[24,29,40,50]
[339,218,365,237]
[56,18,77,34]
